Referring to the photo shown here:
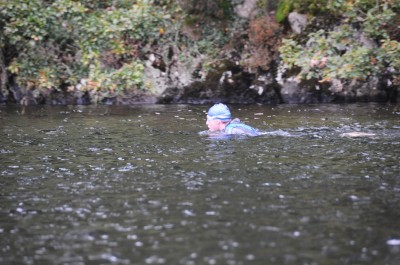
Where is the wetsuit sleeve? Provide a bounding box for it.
[230,127,259,136]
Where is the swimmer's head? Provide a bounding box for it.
[207,103,231,121]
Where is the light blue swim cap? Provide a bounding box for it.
[207,103,231,121]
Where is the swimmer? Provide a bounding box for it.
[206,103,259,136]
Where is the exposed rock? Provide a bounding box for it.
[9,85,23,104]
[276,72,389,104]
[354,78,386,102]
[329,78,387,102]
[279,77,322,103]
[357,32,377,49]
[288,12,308,34]
[328,78,344,93]
[235,0,258,19]
[143,61,171,96]
[158,60,280,104]
[143,47,204,98]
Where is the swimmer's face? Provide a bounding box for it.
[206,116,221,131]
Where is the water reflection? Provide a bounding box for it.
[0,104,399,264]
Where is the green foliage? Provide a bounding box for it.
[379,40,400,72]
[356,3,396,39]
[276,0,345,22]
[276,0,400,25]
[279,0,400,84]
[275,0,395,23]
[77,5,163,63]
[291,0,344,16]
[79,61,145,102]
[275,0,292,22]
[1,0,167,103]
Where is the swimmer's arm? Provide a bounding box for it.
[230,127,259,136]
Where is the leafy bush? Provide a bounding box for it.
[1,0,167,103]
[279,0,400,84]
[76,61,145,102]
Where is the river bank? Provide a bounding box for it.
[1,1,399,106]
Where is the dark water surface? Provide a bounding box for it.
[1,104,399,265]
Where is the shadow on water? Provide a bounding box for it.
[0,103,400,264]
